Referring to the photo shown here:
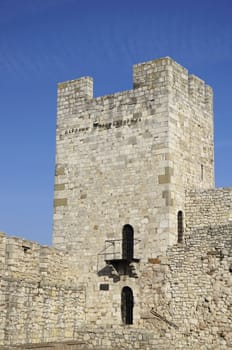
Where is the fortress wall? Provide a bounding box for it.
[167,223,231,347]
[0,57,230,349]
[0,233,81,285]
[54,57,174,258]
[137,223,232,349]
[133,57,214,244]
[53,57,214,260]
[168,71,214,191]
[0,232,40,282]
[0,234,86,346]
[1,222,231,349]
[158,58,214,246]
[185,188,232,229]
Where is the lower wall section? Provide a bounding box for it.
[0,325,230,350]
[0,221,231,349]
[0,326,210,350]
[0,279,85,345]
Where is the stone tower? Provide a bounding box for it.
[1,58,231,348]
[53,57,214,262]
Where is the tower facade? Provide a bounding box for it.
[1,58,231,349]
[53,57,214,261]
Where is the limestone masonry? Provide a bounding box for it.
[0,57,231,349]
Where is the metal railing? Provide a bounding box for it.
[97,238,140,262]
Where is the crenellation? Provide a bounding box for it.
[133,57,174,89]
[57,77,93,120]
[57,76,93,100]
[1,57,231,349]
[188,74,213,110]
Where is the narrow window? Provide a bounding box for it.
[122,225,134,261]
[177,211,183,243]
[121,287,134,324]
[201,164,204,181]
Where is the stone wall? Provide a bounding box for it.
[54,58,173,258]
[0,57,231,349]
[1,221,231,349]
[0,233,86,346]
[185,188,232,229]
[53,57,214,262]
[136,221,232,349]
[0,327,174,350]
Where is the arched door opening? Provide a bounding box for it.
[177,211,183,243]
[122,224,134,261]
[121,286,134,325]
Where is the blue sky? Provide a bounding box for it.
[0,0,231,245]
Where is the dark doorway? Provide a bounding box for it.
[177,211,183,243]
[122,225,134,261]
[121,286,134,324]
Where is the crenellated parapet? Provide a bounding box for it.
[1,57,230,349]
[57,58,212,123]
[53,57,215,255]
[57,76,93,119]
[134,57,213,111]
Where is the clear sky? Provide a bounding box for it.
[0,0,231,246]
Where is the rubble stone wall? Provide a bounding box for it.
[185,188,232,229]
[0,58,231,350]
[0,233,86,346]
[1,221,231,349]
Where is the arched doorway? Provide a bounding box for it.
[121,286,134,324]
[122,224,134,261]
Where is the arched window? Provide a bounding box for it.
[121,287,134,324]
[177,211,183,243]
[122,225,134,261]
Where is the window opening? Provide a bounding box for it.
[201,164,204,181]
[177,211,183,243]
[121,286,134,324]
[122,225,134,261]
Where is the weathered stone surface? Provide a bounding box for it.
[55,184,65,191]
[54,198,67,207]
[53,57,214,259]
[0,57,231,349]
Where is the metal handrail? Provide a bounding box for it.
[98,238,140,261]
